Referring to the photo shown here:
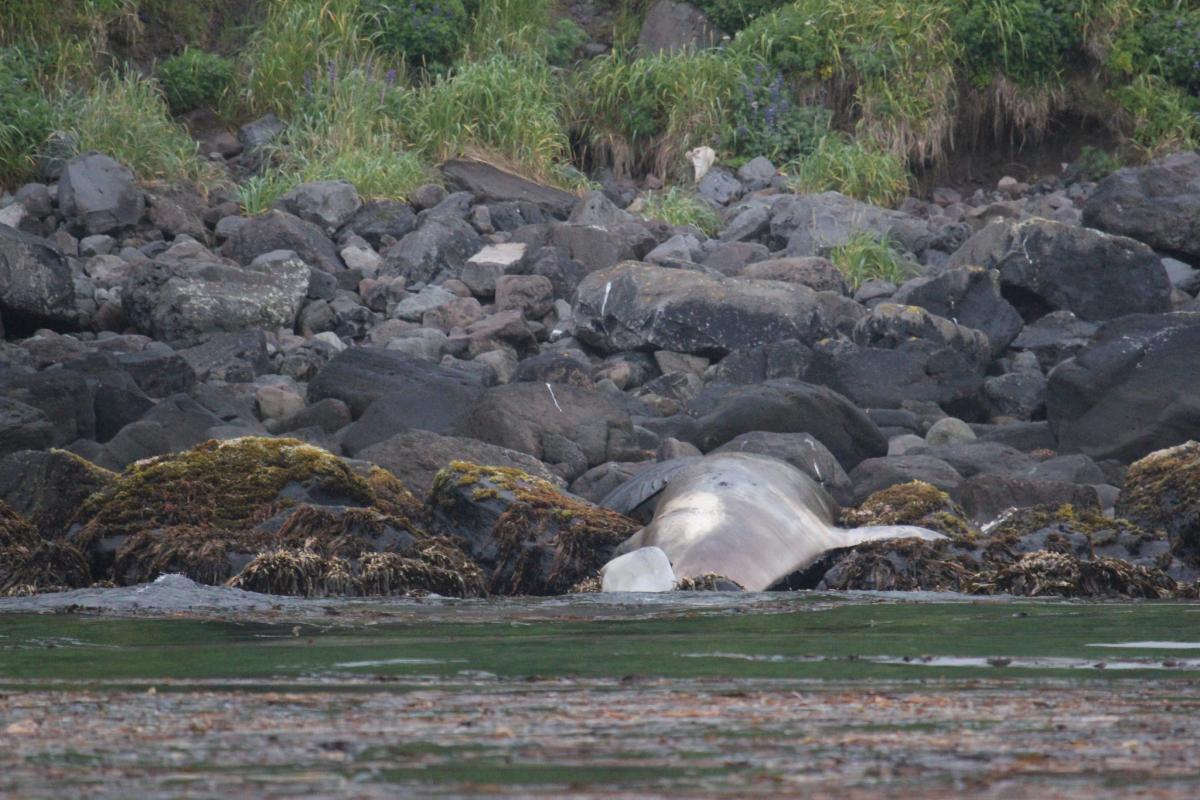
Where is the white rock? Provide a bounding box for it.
[600,546,676,593]
[686,146,716,182]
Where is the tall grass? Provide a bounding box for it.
[572,49,748,180]
[1113,74,1200,160]
[788,134,911,208]
[828,231,917,290]
[54,70,218,182]
[466,0,553,57]
[408,52,569,180]
[640,188,721,236]
[242,65,428,211]
[237,0,374,118]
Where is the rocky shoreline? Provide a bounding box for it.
[3,144,1200,599]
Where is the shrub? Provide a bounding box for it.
[693,0,789,35]
[55,70,215,182]
[1131,7,1200,93]
[827,231,916,290]
[640,188,721,236]
[724,64,831,166]
[363,0,469,73]
[573,49,746,179]
[1113,73,1200,159]
[788,134,911,208]
[157,48,235,113]
[952,0,1078,88]
[0,48,54,186]
[733,2,837,79]
[537,18,588,66]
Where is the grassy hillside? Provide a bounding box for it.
[2,0,1197,203]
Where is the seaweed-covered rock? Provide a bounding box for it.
[970,551,1176,599]
[838,481,976,541]
[0,501,90,596]
[1116,442,1200,560]
[68,437,482,597]
[429,461,639,595]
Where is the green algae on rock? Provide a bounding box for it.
[429,461,639,595]
[1116,441,1200,561]
[64,437,483,597]
[837,480,977,542]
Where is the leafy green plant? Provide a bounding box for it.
[0,48,54,186]
[1113,73,1200,159]
[640,187,721,236]
[827,230,916,290]
[55,70,216,182]
[788,134,911,208]
[693,0,789,35]
[363,0,469,73]
[536,18,588,66]
[1071,144,1122,180]
[952,0,1078,88]
[724,64,831,166]
[1130,6,1200,93]
[157,48,235,113]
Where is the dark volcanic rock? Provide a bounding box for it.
[636,0,721,54]
[687,379,887,471]
[442,159,577,219]
[770,192,932,256]
[0,449,114,537]
[574,261,831,357]
[1083,151,1200,259]
[57,152,144,234]
[849,455,964,504]
[1046,313,1200,463]
[220,210,343,273]
[308,347,486,418]
[0,398,55,458]
[0,225,77,329]
[381,217,482,285]
[343,200,417,249]
[892,266,1022,358]
[1115,442,1200,560]
[948,217,1170,322]
[955,475,1100,523]
[452,382,640,480]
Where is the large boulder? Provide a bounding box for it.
[770,192,933,256]
[429,461,638,595]
[0,449,114,538]
[122,240,309,346]
[574,261,831,357]
[357,429,562,497]
[1082,151,1200,259]
[57,152,144,234]
[452,382,640,480]
[381,217,482,285]
[273,180,362,234]
[0,225,77,329]
[892,266,1022,358]
[0,369,96,446]
[442,159,577,219]
[1116,442,1200,560]
[308,347,485,418]
[636,0,721,54]
[686,379,887,471]
[342,200,417,249]
[220,210,343,273]
[852,303,991,366]
[947,217,1170,322]
[0,398,55,458]
[1046,313,1200,463]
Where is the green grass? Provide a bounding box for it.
[788,134,911,208]
[408,51,570,182]
[640,188,722,236]
[54,70,218,183]
[828,230,918,290]
[572,48,749,180]
[1113,73,1200,160]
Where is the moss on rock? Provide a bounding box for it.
[66,437,482,597]
[838,480,977,542]
[430,461,640,595]
[1116,441,1200,561]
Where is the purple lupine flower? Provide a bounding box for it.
[385,68,398,87]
